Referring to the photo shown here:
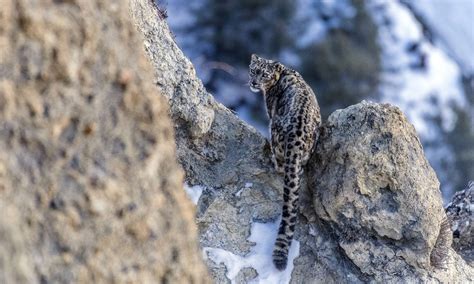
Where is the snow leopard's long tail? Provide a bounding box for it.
[272,150,302,271]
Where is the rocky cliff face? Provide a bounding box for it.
[0,0,208,283]
[131,0,473,283]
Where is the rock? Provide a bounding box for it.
[0,0,208,283]
[235,267,258,283]
[446,181,474,264]
[130,0,215,138]
[309,101,471,282]
[130,1,473,283]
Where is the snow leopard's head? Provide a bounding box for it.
[248,54,283,94]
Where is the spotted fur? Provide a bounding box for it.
[249,54,321,270]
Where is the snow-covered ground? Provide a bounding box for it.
[183,182,299,283]
[183,183,204,205]
[184,181,299,283]
[204,219,300,284]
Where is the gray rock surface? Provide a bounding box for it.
[131,1,474,283]
[130,0,215,138]
[0,0,209,283]
[446,181,474,264]
[309,102,470,282]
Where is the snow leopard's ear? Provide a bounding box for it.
[251,54,258,61]
[274,62,284,73]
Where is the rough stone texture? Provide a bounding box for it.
[130,1,474,283]
[130,0,215,138]
[308,102,470,282]
[446,181,474,264]
[0,0,209,283]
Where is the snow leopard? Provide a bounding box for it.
[249,54,321,270]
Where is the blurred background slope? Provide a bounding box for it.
[165,0,474,200]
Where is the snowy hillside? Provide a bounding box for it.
[407,0,474,74]
[370,1,465,135]
[368,0,469,198]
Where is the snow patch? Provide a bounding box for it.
[236,182,254,197]
[235,189,244,197]
[204,219,300,284]
[183,183,204,205]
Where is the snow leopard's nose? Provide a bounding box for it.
[249,81,260,92]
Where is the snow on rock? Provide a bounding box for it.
[184,183,205,205]
[235,182,255,197]
[204,219,300,284]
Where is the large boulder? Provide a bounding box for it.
[308,101,467,282]
[0,0,209,283]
